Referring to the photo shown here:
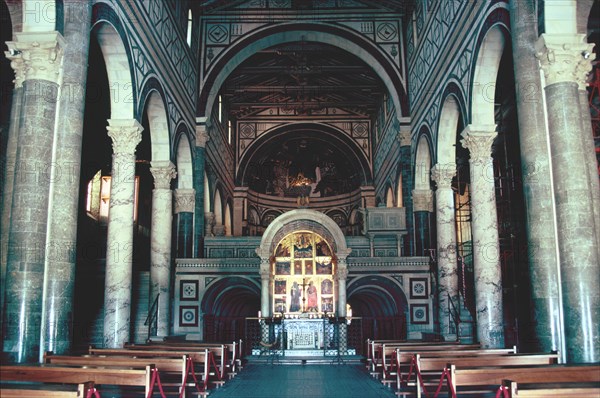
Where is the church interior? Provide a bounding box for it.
[0,0,599,395]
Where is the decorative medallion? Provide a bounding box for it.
[207,25,228,44]
[377,22,398,42]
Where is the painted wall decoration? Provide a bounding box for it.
[410,304,429,324]
[272,231,335,314]
[410,278,428,299]
[179,306,198,327]
[180,280,199,301]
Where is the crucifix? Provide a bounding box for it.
[299,277,309,313]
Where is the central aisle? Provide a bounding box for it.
[208,364,398,398]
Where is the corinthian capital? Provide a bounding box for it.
[107,119,143,154]
[431,163,456,190]
[6,31,65,84]
[460,125,497,162]
[412,189,434,212]
[4,52,26,88]
[174,189,195,213]
[150,161,177,189]
[535,33,595,88]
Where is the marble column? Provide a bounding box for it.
[259,258,271,318]
[460,125,504,349]
[41,1,91,358]
[536,33,599,363]
[336,256,349,354]
[103,119,142,348]
[431,163,459,341]
[193,125,209,258]
[2,31,64,363]
[509,0,562,354]
[577,88,600,258]
[398,128,414,255]
[174,189,195,258]
[0,59,25,339]
[412,189,433,256]
[150,161,177,337]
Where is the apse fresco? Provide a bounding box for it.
[272,232,335,314]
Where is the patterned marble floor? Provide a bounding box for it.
[208,363,398,398]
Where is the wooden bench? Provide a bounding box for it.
[126,341,239,376]
[44,352,190,395]
[88,347,218,390]
[449,364,600,397]
[0,381,95,398]
[503,379,600,398]
[379,346,517,383]
[0,364,153,396]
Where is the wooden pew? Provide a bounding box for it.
[88,347,217,389]
[125,341,238,377]
[503,379,600,398]
[413,353,560,397]
[0,364,153,396]
[379,345,517,383]
[0,381,95,398]
[44,352,188,395]
[369,341,480,375]
[449,364,600,397]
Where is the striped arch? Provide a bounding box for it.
[174,125,194,189]
[139,79,171,162]
[414,129,433,190]
[198,22,408,121]
[92,3,136,119]
[436,83,467,165]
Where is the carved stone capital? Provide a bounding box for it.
[396,125,412,147]
[335,267,349,281]
[195,125,210,148]
[4,52,26,88]
[460,125,497,162]
[6,31,65,84]
[150,161,177,190]
[412,189,434,212]
[535,33,595,88]
[174,189,195,213]
[107,119,143,154]
[431,163,457,190]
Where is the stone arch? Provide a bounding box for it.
[347,275,408,317]
[91,3,136,119]
[204,171,211,213]
[224,201,232,236]
[436,86,467,165]
[385,185,394,207]
[257,209,349,260]
[198,22,408,120]
[414,131,432,190]
[213,186,223,224]
[174,126,193,189]
[470,21,509,127]
[139,80,171,162]
[236,122,373,186]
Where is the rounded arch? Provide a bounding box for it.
[436,84,467,165]
[198,22,408,120]
[213,186,223,224]
[414,129,433,190]
[257,209,349,259]
[237,122,373,186]
[347,275,408,317]
[204,171,211,213]
[139,80,171,161]
[224,201,232,236]
[91,3,136,119]
[174,126,193,189]
[470,15,509,127]
[201,276,260,316]
[385,185,394,207]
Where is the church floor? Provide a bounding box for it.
[208,363,398,398]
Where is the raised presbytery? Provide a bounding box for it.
[0,0,599,369]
